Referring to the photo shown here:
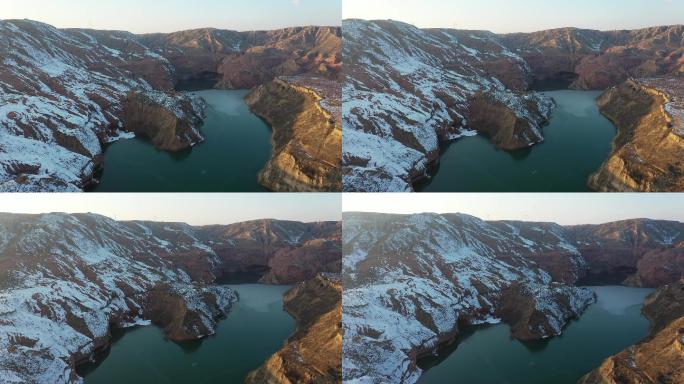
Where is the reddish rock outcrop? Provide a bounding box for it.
[145,283,237,341]
[501,26,684,90]
[569,219,684,287]
[495,281,595,341]
[246,274,342,384]
[0,20,205,192]
[139,26,342,89]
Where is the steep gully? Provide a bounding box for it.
[342,213,684,383]
[0,20,341,192]
[0,213,341,383]
[342,20,684,191]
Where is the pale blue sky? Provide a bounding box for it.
[1,0,341,33]
[343,194,684,225]
[343,0,683,33]
[0,194,341,225]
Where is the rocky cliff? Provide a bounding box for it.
[246,274,342,384]
[579,279,684,384]
[343,19,684,192]
[342,212,684,383]
[245,76,342,191]
[0,213,341,383]
[121,91,206,152]
[588,78,684,191]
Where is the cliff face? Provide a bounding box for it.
[0,213,234,383]
[122,91,206,151]
[568,219,684,287]
[342,212,596,383]
[579,279,684,384]
[246,274,342,384]
[588,78,684,192]
[342,212,684,384]
[0,213,341,383]
[245,76,342,191]
[0,20,207,192]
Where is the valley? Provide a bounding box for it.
[79,284,294,384]
[0,212,342,383]
[342,212,684,383]
[0,19,342,192]
[342,19,684,192]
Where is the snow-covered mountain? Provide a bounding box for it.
[0,213,341,383]
[342,19,554,192]
[0,19,206,192]
[342,212,684,383]
[342,20,684,192]
[0,20,341,192]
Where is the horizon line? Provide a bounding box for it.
[0,18,341,34]
[343,18,684,34]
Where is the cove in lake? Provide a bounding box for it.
[417,90,616,192]
[417,286,654,384]
[78,284,293,383]
[92,90,272,192]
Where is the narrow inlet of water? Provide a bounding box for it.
[417,90,616,192]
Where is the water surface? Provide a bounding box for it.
[418,286,653,384]
[93,90,271,192]
[79,284,293,383]
[417,91,615,192]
